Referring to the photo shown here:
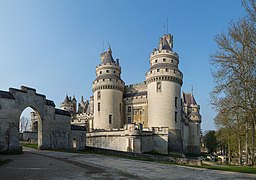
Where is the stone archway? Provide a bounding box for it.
[0,86,74,152]
[19,106,43,148]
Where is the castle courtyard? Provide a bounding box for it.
[0,148,255,180]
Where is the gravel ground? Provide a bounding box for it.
[0,148,256,180]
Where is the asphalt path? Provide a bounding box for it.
[0,148,256,180]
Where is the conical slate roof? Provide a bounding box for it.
[72,96,77,102]
[100,47,115,64]
[182,92,197,106]
[64,95,70,104]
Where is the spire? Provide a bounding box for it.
[72,95,77,102]
[64,95,69,103]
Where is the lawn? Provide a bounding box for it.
[20,141,38,149]
[200,164,256,174]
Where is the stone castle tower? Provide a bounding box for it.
[60,95,77,115]
[182,93,202,152]
[146,34,183,151]
[92,47,125,129]
[60,33,202,154]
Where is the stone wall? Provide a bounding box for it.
[86,124,179,154]
[70,129,86,150]
[21,131,38,143]
[86,130,131,152]
[86,124,155,153]
[0,86,86,153]
[85,146,202,166]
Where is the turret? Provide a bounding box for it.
[92,47,125,130]
[60,95,76,115]
[182,92,202,153]
[146,34,183,152]
[72,96,77,113]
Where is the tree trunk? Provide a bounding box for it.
[228,136,231,164]
[239,136,242,165]
[252,117,255,166]
[246,120,249,165]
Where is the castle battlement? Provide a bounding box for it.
[125,81,146,88]
[150,49,179,58]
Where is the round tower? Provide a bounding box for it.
[92,47,125,130]
[146,34,183,151]
[60,95,74,113]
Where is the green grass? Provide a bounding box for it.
[20,142,38,149]
[199,164,256,174]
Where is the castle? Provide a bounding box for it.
[60,33,202,154]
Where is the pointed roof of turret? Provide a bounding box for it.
[64,95,70,104]
[100,47,115,64]
[80,96,86,107]
[182,92,197,106]
[72,95,77,102]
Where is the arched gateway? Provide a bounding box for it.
[0,86,85,153]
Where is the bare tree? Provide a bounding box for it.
[211,0,256,165]
[20,116,31,133]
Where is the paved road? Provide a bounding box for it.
[1,148,256,180]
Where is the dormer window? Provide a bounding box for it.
[106,70,109,73]
[157,69,160,72]
[155,59,157,63]
[100,71,102,74]
[163,58,166,62]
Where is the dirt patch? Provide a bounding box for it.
[0,159,12,166]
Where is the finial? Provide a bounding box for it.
[102,38,105,52]
[191,84,194,96]
[166,17,168,34]
[107,42,112,53]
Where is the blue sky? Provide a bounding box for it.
[0,0,245,131]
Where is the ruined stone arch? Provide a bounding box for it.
[0,86,85,153]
